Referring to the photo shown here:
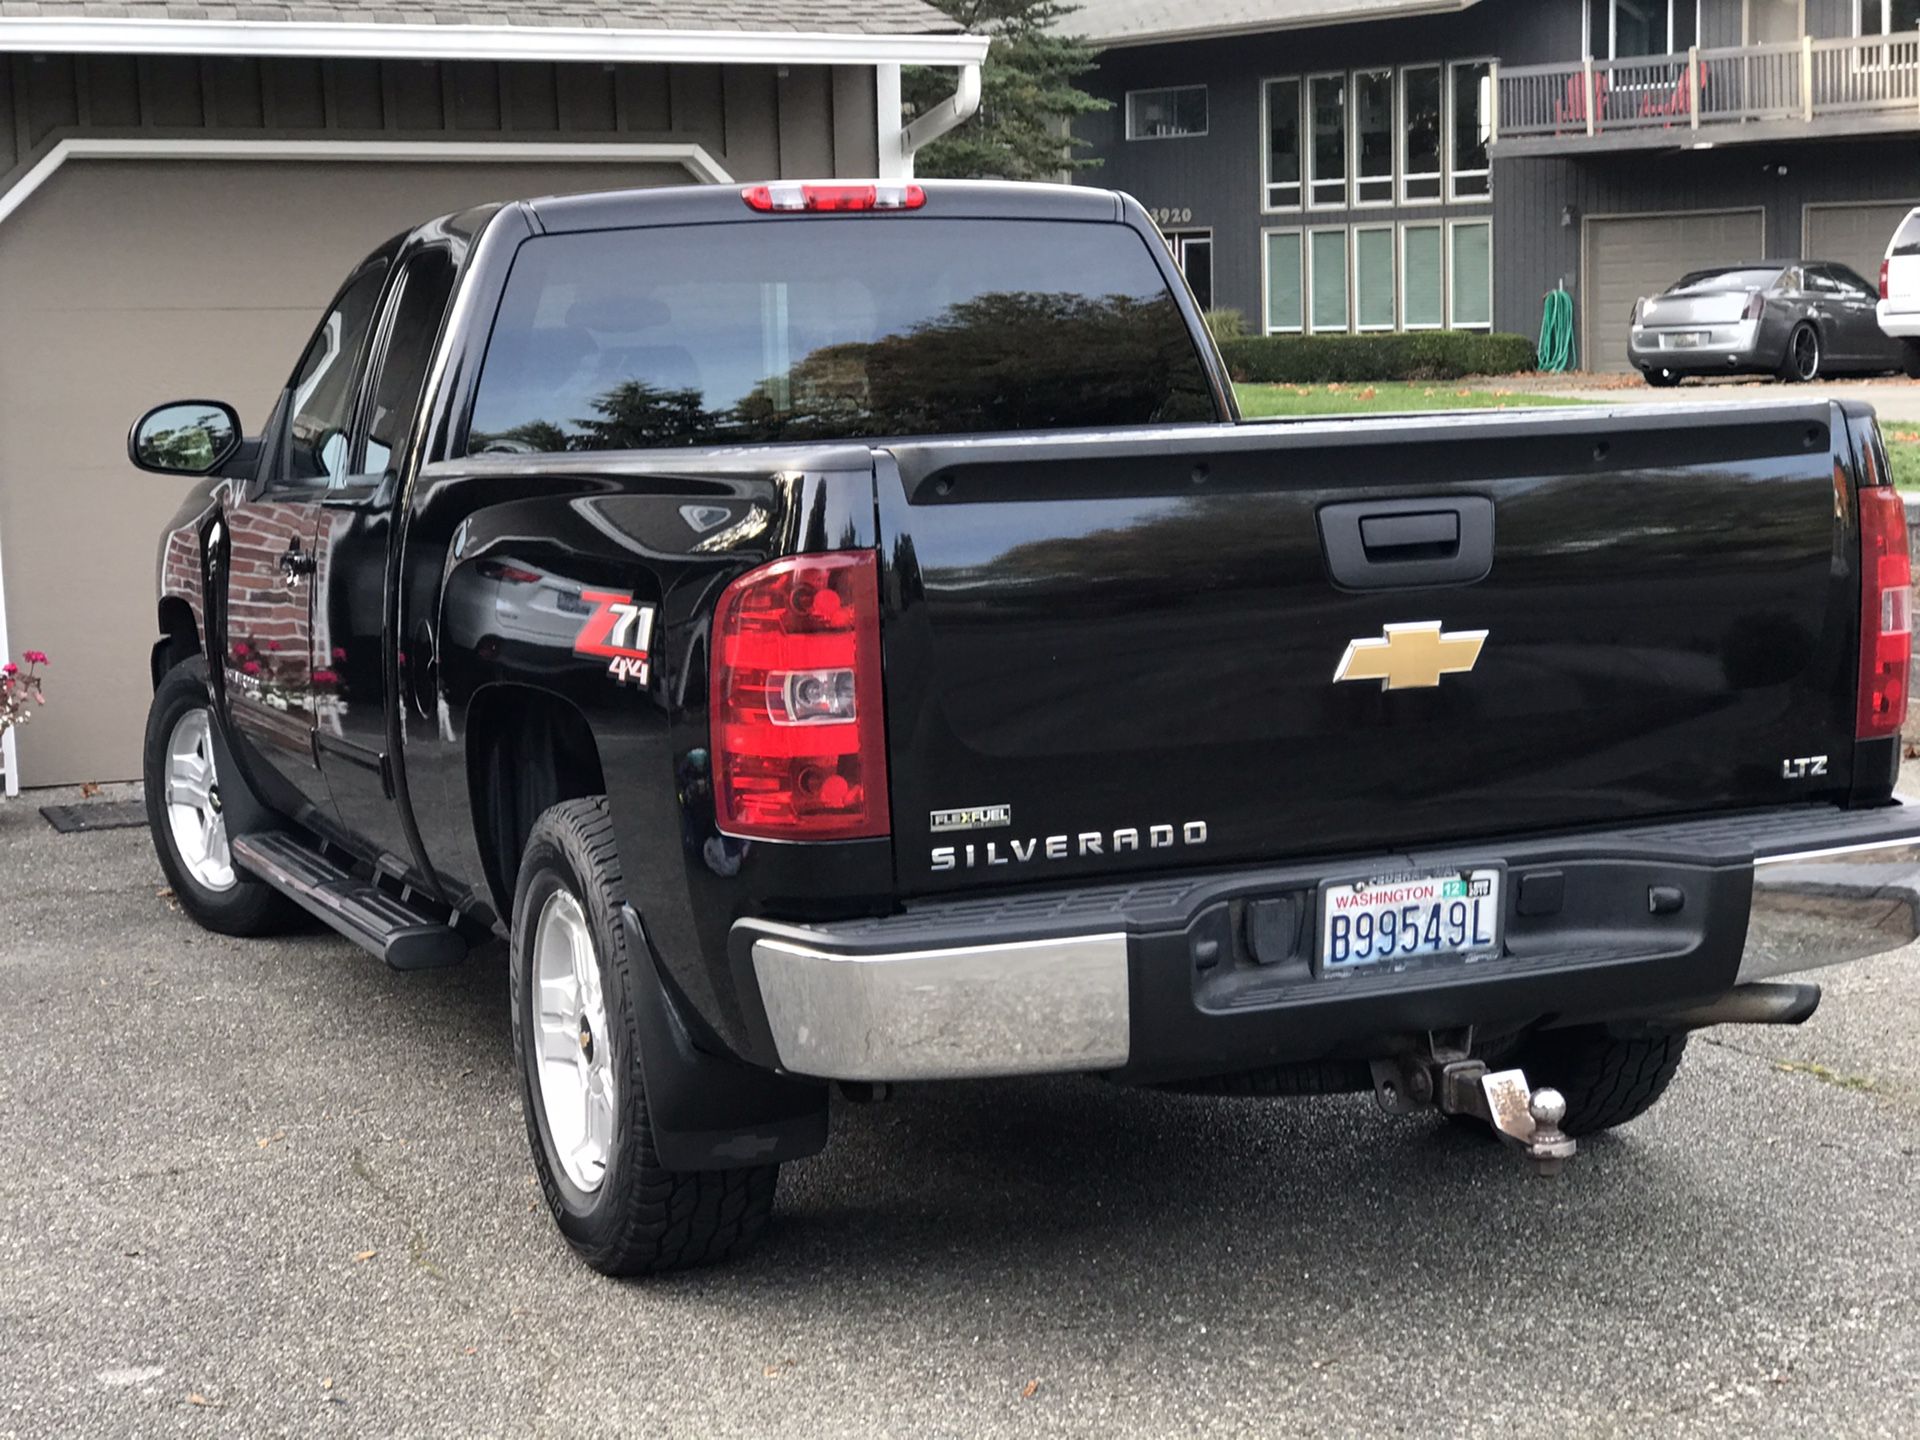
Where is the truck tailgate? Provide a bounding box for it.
[877,402,1861,896]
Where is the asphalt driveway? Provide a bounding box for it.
[2,789,1918,1438]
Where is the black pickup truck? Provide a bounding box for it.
[134,179,1920,1276]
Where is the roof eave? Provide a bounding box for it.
[0,16,989,67]
[1076,0,1481,51]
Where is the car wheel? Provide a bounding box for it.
[143,659,299,935]
[1510,1026,1688,1136]
[1643,367,1681,388]
[511,796,777,1276]
[1779,323,1821,383]
[1902,341,1920,380]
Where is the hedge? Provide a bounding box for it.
[1217,331,1538,384]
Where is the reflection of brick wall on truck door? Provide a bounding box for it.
[223,500,311,693]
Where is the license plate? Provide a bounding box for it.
[1667,330,1708,348]
[554,590,592,615]
[1319,868,1502,973]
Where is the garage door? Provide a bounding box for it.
[1806,201,1920,286]
[1583,210,1765,372]
[0,156,697,786]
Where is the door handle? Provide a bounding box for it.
[1319,497,1494,590]
[279,538,315,582]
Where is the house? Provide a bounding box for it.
[1068,0,1920,368]
[0,2,985,790]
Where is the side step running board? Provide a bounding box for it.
[231,831,467,971]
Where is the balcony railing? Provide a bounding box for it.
[1496,34,1920,143]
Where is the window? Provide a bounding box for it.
[1400,66,1443,203]
[1858,0,1920,33]
[1263,78,1303,210]
[1595,0,1698,56]
[1163,230,1214,311]
[467,219,1217,452]
[1354,226,1396,330]
[1308,74,1347,207]
[1308,228,1350,331]
[1401,223,1445,329]
[1127,85,1207,139]
[285,262,387,484]
[359,248,459,481]
[1353,69,1395,206]
[1449,62,1492,200]
[1264,230,1304,333]
[1449,220,1493,329]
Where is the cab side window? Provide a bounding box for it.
[357,248,459,482]
[285,263,388,484]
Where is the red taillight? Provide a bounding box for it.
[1882,259,1891,301]
[1857,485,1912,740]
[741,182,926,213]
[1744,290,1766,321]
[711,551,889,841]
[475,560,542,584]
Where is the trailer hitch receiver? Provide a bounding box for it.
[1371,1038,1577,1176]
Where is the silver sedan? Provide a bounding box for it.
[1628,261,1906,386]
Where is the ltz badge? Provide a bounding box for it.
[573,591,657,685]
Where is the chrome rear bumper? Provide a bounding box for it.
[1738,835,1920,982]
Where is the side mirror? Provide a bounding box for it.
[128,400,242,476]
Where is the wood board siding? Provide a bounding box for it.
[0,53,879,191]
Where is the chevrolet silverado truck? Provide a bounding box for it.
[133,180,1920,1276]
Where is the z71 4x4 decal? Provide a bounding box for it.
[573,591,656,686]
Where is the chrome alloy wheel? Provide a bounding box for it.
[164,708,234,891]
[1790,325,1820,382]
[532,889,617,1193]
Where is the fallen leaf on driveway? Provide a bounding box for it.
[256,1131,286,1149]
[1021,1379,1040,1399]
[186,1393,217,1407]
[80,782,102,798]
[353,1250,377,1262]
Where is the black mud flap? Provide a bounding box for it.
[621,904,829,1171]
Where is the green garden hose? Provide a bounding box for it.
[1537,286,1576,372]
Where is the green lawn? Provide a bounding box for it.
[1881,427,1920,491]
[1234,381,1585,418]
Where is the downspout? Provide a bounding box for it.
[878,59,983,179]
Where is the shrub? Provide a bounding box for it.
[1218,331,1538,384]
[1201,307,1247,341]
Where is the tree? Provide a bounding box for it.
[904,1,1108,181]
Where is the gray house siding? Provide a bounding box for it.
[0,51,878,191]
[1077,0,1578,331]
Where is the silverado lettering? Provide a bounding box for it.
[131,180,1920,1279]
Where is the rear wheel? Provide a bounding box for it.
[143,660,297,936]
[1642,367,1681,388]
[1901,340,1920,380]
[1779,323,1821,383]
[1510,1026,1688,1136]
[511,796,777,1275]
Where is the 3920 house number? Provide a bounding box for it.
[1151,207,1194,225]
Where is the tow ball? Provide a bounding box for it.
[1369,1035,1577,1176]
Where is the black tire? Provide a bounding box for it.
[511,796,776,1276]
[1779,323,1821,383]
[143,659,298,936]
[1510,1026,1688,1136]
[1642,367,1682,388]
[1901,341,1920,381]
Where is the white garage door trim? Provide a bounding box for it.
[0,135,731,796]
[1580,205,1766,375]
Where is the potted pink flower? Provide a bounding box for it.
[0,650,49,739]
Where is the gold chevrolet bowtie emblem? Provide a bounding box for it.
[1333,622,1487,691]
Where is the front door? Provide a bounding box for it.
[222,257,389,829]
[311,243,461,878]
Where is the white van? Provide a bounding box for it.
[1875,206,1920,375]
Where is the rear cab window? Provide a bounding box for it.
[465,217,1218,453]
